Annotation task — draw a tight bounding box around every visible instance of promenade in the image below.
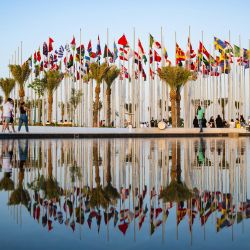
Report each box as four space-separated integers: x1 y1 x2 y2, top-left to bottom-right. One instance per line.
0 126 249 138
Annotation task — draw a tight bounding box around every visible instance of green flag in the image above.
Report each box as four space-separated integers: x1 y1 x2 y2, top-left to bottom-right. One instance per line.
234 45 240 57
149 34 154 48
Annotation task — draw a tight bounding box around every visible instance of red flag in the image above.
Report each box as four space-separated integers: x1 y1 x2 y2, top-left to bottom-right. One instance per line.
118 34 129 47
154 50 161 62
37 50 41 62
71 36 76 50
48 37 54 52
118 222 129 235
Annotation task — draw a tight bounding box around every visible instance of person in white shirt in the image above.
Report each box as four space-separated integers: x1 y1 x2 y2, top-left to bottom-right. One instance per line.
229 119 235 128
2 98 14 133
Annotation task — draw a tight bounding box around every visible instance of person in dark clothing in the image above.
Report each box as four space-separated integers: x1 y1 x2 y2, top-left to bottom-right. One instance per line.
208 116 215 128
215 115 223 128
150 117 155 127
18 102 29 132
240 115 246 126
202 114 207 128
193 116 199 128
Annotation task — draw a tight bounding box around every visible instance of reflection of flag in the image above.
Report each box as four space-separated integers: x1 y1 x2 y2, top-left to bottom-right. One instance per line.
150 220 162 235
114 210 118 227
118 222 129 235
177 207 187 225
48 219 53 231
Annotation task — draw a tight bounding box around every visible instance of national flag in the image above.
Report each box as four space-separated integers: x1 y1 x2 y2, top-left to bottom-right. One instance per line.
65 43 70 53
154 50 161 62
187 38 196 59
33 52 37 64
113 42 118 61
118 34 129 47
149 49 153 64
118 222 129 235
96 35 102 56
199 42 214 63
138 39 147 64
164 47 168 60
71 36 76 51
150 220 162 235
234 45 241 57
48 37 54 52
67 54 74 68
55 45 64 59
43 42 48 56
76 45 85 58
176 43 186 64
177 207 187 225
37 49 41 62
103 44 113 58
149 34 161 49
214 37 226 53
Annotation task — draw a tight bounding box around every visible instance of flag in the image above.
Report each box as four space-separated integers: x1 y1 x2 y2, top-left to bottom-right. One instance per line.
164 47 168 60
113 42 118 61
187 38 196 59
76 45 85 58
96 35 102 56
176 43 186 64
67 54 74 68
55 45 64 59
138 39 147 64
65 43 70 53
48 37 54 52
33 52 37 64
71 36 76 51
103 44 113 58
43 42 48 56
199 42 214 63
214 37 226 53
118 34 129 47
154 50 161 62
37 49 41 62
149 34 161 49
118 222 129 235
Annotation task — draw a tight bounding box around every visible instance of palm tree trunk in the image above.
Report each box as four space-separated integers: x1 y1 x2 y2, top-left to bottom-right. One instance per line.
176 141 181 183
176 89 181 127
48 91 53 124
170 88 177 128
37 98 41 124
48 142 52 179
93 84 101 127
106 86 111 127
171 140 177 182
106 141 111 184
19 85 25 103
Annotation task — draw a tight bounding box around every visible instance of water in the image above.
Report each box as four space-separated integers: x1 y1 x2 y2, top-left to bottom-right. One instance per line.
0 138 249 250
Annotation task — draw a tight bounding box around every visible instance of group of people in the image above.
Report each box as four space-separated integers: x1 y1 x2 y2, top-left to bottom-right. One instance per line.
1 98 29 133
194 106 249 132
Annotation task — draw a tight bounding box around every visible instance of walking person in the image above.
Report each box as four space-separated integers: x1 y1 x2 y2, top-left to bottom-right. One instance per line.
18 101 29 132
197 105 205 132
9 99 16 133
2 98 14 133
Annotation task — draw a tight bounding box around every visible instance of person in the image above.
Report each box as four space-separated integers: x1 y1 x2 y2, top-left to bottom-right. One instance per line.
208 116 215 128
229 119 235 128
2 98 14 133
197 106 205 132
150 117 155 127
235 118 240 128
202 114 207 128
223 119 229 128
215 115 223 128
18 102 29 132
9 99 16 133
193 116 199 128
240 115 246 126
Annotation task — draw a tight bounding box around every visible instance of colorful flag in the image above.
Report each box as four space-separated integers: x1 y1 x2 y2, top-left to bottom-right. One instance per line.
214 37 226 53
43 42 48 56
113 42 118 61
103 44 113 58
55 45 64 59
187 38 196 59
71 36 76 51
176 43 186 64
48 37 54 52
154 50 161 62
118 34 129 47
96 35 102 56
37 48 41 62
138 39 147 64
149 34 161 49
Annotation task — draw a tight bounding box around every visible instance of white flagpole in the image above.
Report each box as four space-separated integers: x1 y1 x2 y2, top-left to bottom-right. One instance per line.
148 33 152 125
160 26 165 122
132 28 135 127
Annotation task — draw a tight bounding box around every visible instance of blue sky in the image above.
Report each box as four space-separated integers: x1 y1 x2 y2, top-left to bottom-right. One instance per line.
0 0 249 76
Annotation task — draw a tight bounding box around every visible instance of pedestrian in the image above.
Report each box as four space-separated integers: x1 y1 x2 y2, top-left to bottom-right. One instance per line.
229 119 235 128
197 106 205 132
18 101 29 132
193 116 199 128
208 116 215 128
202 114 207 128
215 115 223 128
9 99 16 133
240 114 246 126
2 98 14 133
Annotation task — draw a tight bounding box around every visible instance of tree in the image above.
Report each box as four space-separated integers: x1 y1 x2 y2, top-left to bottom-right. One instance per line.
9 62 31 102
88 62 110 127
158 66 191 127
42 70 64 123
28 78 46 124
0 78 16 102
69 88 83 125
103 65 120 127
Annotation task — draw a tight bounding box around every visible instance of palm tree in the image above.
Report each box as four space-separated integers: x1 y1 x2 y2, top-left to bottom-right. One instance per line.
42 70 64 123
89 140 110 209
158 66 191 127
0 78 16 102
88 62 110 127
103 65 120 127
159 140 192 203
104 141 120 205
0 173 14 191
69 88 83 126
9 62 31 102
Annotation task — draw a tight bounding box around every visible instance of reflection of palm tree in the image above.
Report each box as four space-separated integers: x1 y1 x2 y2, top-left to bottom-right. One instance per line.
0 173 14 191
104 141 120 205
89 140 110 209
160 141 192 203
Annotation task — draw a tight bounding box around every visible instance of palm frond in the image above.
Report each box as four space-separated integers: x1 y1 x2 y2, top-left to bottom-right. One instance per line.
104 65 120 87
9 62 31 87
0 78 15 100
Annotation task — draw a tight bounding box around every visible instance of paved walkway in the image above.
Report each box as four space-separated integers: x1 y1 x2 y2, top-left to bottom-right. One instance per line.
0 126 249 138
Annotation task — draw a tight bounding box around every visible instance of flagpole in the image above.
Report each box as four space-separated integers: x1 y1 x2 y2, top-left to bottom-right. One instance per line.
132 28 135 127
161 26 165 122
148 33 152 125
79 28 83 126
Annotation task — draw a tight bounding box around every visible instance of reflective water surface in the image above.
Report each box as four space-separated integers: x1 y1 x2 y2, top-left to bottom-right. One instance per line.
0 138 249 250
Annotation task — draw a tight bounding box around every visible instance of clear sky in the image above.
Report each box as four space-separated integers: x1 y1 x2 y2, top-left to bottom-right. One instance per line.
0 0 250 76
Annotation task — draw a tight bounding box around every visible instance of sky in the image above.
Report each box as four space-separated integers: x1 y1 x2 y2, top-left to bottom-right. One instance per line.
0 0 250 77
